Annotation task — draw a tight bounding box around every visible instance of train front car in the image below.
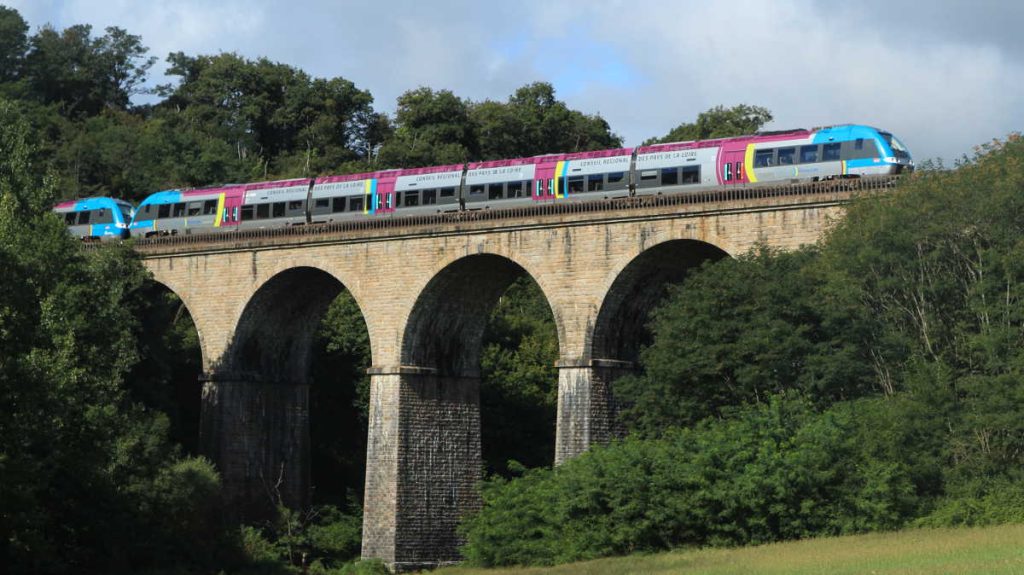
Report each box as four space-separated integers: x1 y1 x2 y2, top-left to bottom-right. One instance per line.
131 186 245 237
53 197 134 240
743 125 913 184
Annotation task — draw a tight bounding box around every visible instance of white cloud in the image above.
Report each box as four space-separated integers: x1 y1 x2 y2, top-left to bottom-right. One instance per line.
5 0 1023 161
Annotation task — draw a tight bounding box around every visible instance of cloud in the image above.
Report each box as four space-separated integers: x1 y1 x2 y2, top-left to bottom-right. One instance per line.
6 0 1022 161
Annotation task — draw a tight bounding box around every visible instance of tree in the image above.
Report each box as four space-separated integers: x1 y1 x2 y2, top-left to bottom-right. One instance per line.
24 24 155 117
0 97 231 573
474 82 622 159
159 52 384 178
376 87 476 168
0 6 28 83
644 104 773 145
615 246 878 437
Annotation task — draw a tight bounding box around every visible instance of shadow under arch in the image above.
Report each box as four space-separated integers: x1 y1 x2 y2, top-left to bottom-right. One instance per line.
591 239 731 365
129 278 205 454
207 265 371 518
401 253 559 377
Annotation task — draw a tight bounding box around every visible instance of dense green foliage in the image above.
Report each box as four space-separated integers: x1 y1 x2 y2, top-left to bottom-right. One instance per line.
0 98 233 573
643 104 773 145
460 137 1024 565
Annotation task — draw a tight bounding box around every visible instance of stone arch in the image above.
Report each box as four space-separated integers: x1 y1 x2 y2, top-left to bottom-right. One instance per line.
591 239 731 365
224 265 360 382
207 265 372 516
133 277 205 454
142 274 209 369
400 253 559 377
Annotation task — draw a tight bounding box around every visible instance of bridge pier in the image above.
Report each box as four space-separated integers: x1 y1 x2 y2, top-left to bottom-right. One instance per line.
555 359 634 465
361 366 481 571
199 372 310 520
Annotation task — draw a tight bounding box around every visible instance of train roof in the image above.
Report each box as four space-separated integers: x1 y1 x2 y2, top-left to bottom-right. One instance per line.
53 196 133 211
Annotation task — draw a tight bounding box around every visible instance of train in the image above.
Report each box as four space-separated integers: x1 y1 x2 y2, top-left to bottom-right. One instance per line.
53 196 135 240
57 124 913 240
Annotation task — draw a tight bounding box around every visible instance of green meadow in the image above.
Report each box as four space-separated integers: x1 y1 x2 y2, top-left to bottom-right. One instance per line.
433 524 1024 575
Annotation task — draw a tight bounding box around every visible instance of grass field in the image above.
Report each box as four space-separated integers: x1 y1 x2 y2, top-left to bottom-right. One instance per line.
431 523 1024 575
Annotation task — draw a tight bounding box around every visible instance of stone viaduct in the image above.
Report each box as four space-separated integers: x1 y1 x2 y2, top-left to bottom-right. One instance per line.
133 181 882 570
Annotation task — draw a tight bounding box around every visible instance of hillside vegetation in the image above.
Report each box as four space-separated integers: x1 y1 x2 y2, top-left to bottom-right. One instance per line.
459 136 1024 566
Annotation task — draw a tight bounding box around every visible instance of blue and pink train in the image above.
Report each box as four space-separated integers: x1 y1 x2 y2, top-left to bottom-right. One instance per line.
56 124 913 239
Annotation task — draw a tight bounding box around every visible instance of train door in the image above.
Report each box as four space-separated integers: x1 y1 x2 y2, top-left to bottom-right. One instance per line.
373 176 397 215
721 146 747 185
534 160 557 202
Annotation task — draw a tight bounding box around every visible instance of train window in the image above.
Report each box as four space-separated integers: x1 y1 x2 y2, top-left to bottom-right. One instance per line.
332 197 346 213
315 198 329 209
203 200 218 215
608 172 625 183
470 184 484 195
405 191 420 206
158 204 171 219
272 202 285 218
143 204 153 215
349 197 364 212
64 212 76 225
232 207 238 221
661 167 679 185
723 162 732 181
777 148 795 165
440 187 456 198
188 202 202 216
77 211 91 225
754 149 774 167
568 177 584 194
93 209 113 224
173 203 186 218
241 205 254 221
508 181 524 198
384 194 393 209
588 174 603 191
800 145 818 163
847 139 877 160
288 200 303 211
535 180 544 196
682 166 701 184
423 189 437 205
256 203 270 219
556 177 565 196
823 143 841 162
488 183 503 200
640 170 658 180
736 162 743 180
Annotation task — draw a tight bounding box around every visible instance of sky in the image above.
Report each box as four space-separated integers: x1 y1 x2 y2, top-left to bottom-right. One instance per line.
7 0 1024 162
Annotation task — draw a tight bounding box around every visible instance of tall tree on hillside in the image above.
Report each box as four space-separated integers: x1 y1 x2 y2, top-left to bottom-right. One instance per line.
158 52 384 178
0 6 28 83
474 82 622 159
645 104 773 145
24 24 155 117
375 87 476 168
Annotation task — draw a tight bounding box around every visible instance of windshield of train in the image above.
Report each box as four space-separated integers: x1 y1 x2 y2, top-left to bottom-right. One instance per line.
880 132 910 160
119 204 134 223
